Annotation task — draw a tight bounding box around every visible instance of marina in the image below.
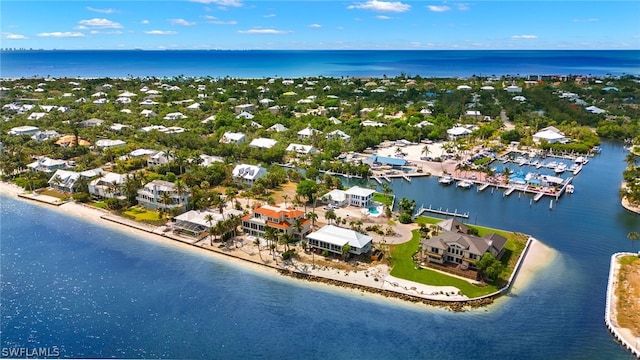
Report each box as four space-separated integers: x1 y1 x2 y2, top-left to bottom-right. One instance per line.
414 204 469 219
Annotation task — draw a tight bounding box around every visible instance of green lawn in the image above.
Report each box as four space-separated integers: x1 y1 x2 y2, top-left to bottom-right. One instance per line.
92 201 107 209
123 207 163 223
373 193 394 207
389 216 528 298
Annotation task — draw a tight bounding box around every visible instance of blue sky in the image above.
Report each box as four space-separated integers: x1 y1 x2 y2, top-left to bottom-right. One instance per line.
1 1 639 50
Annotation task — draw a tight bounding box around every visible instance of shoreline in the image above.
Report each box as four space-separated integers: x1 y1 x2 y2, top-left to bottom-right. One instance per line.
0 181 556 311
605 253 640 358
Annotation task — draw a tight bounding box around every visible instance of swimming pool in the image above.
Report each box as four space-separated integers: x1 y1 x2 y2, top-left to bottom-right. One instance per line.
368 206 380 215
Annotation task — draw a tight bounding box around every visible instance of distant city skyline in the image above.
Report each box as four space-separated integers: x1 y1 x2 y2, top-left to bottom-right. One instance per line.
1 1 639 50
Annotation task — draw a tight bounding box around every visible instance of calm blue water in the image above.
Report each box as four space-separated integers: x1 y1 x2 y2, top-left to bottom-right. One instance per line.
2 50 639 78
1 141 638 358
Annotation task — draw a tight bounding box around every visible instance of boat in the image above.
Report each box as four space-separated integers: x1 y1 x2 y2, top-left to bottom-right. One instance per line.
546 161 558 169
439 175 454 185
457 180 473 189
566 184 575 194
592 145 602 153
554 163 567 174
569 163 580 172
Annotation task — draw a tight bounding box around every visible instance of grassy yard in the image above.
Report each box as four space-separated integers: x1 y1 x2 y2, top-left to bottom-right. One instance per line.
91 201 108 209
388 216 529 298
37 188 68 199
372 193 394 207
616 255 640 336
123 206 164 224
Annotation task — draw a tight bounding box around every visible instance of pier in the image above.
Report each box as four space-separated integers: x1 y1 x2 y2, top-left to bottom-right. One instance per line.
478 183 490 192
415 204 469 219
402 175 411 183
504 187 516 197
533 192 544 202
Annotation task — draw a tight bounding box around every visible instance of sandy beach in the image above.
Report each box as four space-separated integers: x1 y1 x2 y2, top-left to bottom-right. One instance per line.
0 181 556 309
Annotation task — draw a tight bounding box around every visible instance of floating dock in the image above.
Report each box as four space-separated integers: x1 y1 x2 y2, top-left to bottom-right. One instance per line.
414 205 469 219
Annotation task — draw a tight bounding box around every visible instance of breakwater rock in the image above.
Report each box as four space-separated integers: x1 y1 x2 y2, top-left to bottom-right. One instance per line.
278 269 495 311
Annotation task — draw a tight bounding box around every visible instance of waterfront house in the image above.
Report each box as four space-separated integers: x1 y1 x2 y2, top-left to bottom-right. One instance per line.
173 209 244 237
88 172 129 199
221 132 247 144
533 127 566 144
306 225 373 256
321 186 376 208
48 168 103 193
364 154 407 168
420 221 507 270
27 157 68 173
232 164 266 186
136 180 190 212
241 205 311 240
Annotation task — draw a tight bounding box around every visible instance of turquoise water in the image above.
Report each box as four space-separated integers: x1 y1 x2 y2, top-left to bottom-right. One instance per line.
1 140 638 359
368 206 381 215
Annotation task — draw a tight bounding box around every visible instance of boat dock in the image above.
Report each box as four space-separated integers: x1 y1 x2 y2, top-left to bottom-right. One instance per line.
478 183 490 192
402 175 411 183
415 204 469 219
504 187 517 197
533 192 544 202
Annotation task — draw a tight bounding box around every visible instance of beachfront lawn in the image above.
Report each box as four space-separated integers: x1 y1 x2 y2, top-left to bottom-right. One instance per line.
92 201 108 209
616 255 640 336
389 229 497 298
123 207 163 224
391 216 528 298
372 193 394 207
37 188 68 199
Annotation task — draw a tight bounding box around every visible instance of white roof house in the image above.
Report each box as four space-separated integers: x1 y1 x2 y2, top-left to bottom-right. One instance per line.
297 126 322 139
249 138 278 149
8 125 40 136
286 143 318 155
361 120 385 127
27 112 47 120
95 139 126 148
27 157 68 173
221 132 246 144
532 129 566 144
326 130 351 142
199 154 225 166
32 130 60 142
268 123 288 132
232 164 266 186
447 126 472 140
187 102 201 110
306 225 373 256
457 85 472 90
147 151 174 167
164 112 187 120
505 85 523 93
140 109 157 118
586 105 606 114
88 172 129 199
236 111 255 120
322 186 375 208
48 168 104 193
129 149 158 158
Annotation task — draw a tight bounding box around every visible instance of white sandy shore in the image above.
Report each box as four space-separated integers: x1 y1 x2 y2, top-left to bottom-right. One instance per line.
0 181 556 308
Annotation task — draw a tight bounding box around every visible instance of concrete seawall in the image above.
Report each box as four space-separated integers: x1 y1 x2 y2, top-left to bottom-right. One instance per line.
605 252 640 359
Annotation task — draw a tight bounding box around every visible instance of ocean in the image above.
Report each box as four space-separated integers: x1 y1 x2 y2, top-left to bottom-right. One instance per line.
1 50 639 79
1 141 639 359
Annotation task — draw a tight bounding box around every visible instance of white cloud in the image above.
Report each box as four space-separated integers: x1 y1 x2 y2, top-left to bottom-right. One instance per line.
308 24 322 28
264 14 276 18
410 41 421 47
2 32 27 40
189 0 242 7
573 18 599 23
170 19 197 26
141 20 150 25
203 15 237 25
144 30 178 35
89 30 123 35
511 35 538 39
427 5 451 12
86 7 117 14
456 3 470 11
376 15 391 19
348 0 411 13
37 32 85 38
78 18 123 29
237 29 290 34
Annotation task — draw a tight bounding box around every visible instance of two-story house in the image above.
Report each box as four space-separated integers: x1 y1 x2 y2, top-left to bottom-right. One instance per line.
241 205 311 240
136 180 190 212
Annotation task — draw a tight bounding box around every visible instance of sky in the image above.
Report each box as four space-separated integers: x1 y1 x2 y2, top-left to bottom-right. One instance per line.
1 1 639 50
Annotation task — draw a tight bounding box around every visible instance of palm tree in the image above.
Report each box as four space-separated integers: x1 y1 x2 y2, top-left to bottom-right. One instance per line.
293 218 304 240
174 180 187 210
282 194 290 208
160 191 173 212
254 237 263 261
422 145 431 158
264 227 278 255
225 188 238 209
306 211 318 229
341 244 352 261
279 233 292 252
628 231 639 252
204 213 215 245
325 209 336 225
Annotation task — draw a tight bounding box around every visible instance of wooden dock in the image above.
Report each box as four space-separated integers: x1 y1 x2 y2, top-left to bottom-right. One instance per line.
504 187 516 197
414 205 469 219
478 183 490 192
533 192 544 202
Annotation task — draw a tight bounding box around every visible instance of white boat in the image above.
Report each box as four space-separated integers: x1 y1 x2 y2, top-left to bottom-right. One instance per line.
439 175 454 185
592 146 602 153
569 163 580 172
554 163 567 174
566 184 575 194
546 161 558 169
457 180 473 189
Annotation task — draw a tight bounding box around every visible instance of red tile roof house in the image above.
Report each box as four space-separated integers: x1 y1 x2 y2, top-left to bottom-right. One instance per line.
241 205 311 241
